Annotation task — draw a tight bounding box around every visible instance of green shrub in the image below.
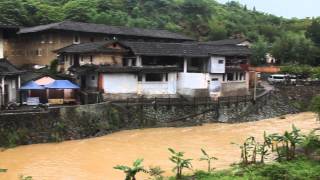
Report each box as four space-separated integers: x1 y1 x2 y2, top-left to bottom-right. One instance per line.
300 130 320 156
168 148 193 179
114 158 146 180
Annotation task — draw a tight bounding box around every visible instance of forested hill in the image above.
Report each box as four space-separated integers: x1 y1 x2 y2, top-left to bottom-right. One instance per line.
0 0 320 65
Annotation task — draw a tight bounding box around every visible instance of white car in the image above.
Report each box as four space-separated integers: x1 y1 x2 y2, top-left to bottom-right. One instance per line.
267 74 287 84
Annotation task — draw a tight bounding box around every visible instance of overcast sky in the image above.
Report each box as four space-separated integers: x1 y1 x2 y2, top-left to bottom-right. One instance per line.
216 0 320 19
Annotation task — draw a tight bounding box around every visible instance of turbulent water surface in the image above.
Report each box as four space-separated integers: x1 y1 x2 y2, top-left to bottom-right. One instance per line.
0 112 318 180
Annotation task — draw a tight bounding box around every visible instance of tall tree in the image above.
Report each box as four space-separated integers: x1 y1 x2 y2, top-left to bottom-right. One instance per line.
306 18 320 46
251 37 269 66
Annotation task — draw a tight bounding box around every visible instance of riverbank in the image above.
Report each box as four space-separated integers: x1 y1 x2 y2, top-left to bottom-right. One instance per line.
0 112 318 180
172 158 320 180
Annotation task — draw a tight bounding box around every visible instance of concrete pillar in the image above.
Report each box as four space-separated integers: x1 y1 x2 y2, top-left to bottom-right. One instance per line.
18 75 21 89
0 31 3 59
136 56 142 67
128 59 132 66
1 76 4 105
183 58 188 73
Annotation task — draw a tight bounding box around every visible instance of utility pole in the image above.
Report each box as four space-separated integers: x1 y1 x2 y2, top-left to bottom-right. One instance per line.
253 71 257 102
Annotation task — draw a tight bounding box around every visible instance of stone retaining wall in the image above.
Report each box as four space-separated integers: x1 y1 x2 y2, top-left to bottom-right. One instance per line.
0 86 309 147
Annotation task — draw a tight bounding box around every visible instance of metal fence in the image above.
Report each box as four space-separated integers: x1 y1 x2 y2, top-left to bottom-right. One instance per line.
112 95 254 107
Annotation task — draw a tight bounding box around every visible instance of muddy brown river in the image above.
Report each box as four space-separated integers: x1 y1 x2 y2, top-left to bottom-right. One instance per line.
0 112 318 180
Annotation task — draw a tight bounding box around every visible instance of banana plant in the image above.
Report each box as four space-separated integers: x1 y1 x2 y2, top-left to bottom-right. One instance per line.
257 132 272 163
232 136 257 165
0 168 7 173
114 158 146 180
269 125 302 161
300 130 320 156
199 148 218 172
168 148 192 179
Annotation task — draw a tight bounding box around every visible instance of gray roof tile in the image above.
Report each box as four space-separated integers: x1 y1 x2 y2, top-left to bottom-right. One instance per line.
18 21 193 41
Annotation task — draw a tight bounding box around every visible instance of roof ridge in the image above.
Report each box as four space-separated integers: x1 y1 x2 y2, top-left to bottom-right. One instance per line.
18 21 193 40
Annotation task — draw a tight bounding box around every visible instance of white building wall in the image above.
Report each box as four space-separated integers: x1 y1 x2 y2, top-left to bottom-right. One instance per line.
7 79 17 102
177 73 209 89
140 73 177 95
177 72 210 97
103 73 138 94
210 56 225 73
0 30 3 59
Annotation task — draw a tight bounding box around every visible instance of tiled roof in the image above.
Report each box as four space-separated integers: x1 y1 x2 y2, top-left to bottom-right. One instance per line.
0 59 24 75
121 41 208 57
70 64 180 74
18 21 193 41
122 41 251 57
57 41 251 57
200 39 250 46
55 41 128 54
200 44 251 56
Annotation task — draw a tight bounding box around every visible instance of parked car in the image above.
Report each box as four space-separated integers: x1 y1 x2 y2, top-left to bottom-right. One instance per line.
267 74 287 84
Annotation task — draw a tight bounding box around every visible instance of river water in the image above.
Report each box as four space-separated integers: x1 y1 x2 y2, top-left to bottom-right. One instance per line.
0 112 318 180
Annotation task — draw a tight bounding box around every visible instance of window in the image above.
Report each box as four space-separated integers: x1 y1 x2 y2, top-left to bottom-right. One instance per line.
73 34 80 44
165 73 168 81
222 74 226 82
240 73 244 80
212 78 219 81
48 34 53 44
40 35 46 44
218 60 224 64
145 73 163 82
69 57 73 65
138 74 143 82
227 73 234 81
91 76 95 80
36 48 42 56
90 56 93 63
235 72 239 80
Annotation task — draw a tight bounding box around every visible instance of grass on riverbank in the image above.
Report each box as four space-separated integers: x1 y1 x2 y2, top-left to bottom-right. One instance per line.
169 158 320 180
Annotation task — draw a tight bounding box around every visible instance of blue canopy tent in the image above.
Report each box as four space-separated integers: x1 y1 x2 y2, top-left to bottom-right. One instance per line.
20 81 45 90
45 80 80 89
44 80 80 104
20 81 46 105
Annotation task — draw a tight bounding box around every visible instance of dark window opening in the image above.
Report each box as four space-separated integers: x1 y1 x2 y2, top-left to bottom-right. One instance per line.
73 35 80 44
145 73 163 82
212 78 219 81
188 58 206 73
223 74 226 81
138 74 143 82
227 73 234 81
90 37 95 42
240 73 244 80
90 56 93 63
165 73 168 81
218 60 224 64
91 76 95 80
